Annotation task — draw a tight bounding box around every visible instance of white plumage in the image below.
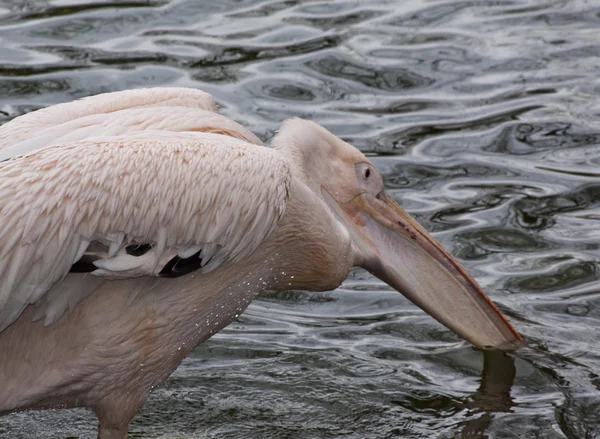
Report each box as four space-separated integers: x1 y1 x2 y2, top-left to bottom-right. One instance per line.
0 87 218 149
0 89 289 331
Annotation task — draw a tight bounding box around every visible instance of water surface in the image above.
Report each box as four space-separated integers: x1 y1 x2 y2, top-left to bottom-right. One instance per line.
1 0 600 437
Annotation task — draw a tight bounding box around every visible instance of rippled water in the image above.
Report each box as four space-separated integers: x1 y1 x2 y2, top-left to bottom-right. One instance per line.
1 0 600 437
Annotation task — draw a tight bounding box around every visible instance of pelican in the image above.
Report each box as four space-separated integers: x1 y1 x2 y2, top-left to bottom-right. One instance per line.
0 88 523 439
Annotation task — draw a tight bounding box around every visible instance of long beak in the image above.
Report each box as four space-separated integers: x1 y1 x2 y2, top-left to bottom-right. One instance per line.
334 191 524 350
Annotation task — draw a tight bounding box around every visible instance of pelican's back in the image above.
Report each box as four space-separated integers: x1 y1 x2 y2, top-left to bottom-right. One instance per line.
0 87 219 150
0 87 262 162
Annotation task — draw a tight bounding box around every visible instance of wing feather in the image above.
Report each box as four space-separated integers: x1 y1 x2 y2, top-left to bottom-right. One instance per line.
0 131 290 331
0 107 263 163
0 87 218 149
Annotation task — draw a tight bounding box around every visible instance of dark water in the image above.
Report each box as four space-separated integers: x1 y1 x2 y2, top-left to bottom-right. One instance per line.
1 0 600 437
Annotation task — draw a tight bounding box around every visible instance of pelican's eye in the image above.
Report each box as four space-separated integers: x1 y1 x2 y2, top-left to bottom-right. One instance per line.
356 162 384 195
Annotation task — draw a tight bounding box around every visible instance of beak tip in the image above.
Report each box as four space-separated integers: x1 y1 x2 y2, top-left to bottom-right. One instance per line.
478 335 527 352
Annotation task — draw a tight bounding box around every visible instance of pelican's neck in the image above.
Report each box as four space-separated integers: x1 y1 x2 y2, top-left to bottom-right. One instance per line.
256 177 355 293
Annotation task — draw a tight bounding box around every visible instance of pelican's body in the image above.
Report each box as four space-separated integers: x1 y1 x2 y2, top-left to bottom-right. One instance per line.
0 88 523 439
0 171 345 434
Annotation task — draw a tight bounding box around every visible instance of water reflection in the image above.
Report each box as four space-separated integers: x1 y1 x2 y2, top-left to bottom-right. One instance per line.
459 351 515 438
306 53 434 92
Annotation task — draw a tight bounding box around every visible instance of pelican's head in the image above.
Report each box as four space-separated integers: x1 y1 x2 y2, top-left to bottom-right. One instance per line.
274 119 523 350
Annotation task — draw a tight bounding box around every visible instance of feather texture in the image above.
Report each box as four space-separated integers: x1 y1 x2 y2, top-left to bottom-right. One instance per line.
0 130 290 331
0 107 262 162
0 87 219 150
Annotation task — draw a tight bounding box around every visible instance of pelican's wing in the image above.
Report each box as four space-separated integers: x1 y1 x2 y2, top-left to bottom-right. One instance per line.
0 106 262 162
0 131 290 331
0 87 218 149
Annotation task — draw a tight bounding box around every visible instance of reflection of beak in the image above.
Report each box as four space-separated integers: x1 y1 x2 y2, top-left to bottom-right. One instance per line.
326 190 524 350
